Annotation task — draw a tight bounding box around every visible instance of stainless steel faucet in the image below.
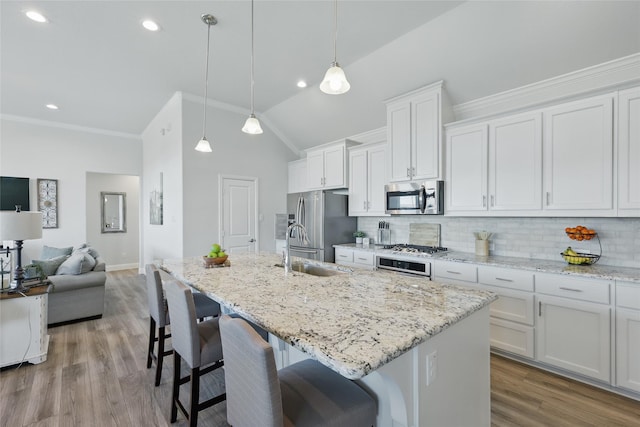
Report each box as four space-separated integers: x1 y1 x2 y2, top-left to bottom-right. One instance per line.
284 223 307 273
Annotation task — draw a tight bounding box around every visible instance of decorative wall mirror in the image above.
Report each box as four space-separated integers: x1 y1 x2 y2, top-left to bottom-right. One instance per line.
101 192 126 233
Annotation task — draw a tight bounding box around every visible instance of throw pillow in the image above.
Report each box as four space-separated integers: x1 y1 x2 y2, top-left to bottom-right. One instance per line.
31 255 69 277
41 245 73 260
56 253 96 275
74 243 100 260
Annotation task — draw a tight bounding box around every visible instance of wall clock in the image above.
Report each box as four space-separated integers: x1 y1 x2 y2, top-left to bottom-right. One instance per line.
37 178 58 228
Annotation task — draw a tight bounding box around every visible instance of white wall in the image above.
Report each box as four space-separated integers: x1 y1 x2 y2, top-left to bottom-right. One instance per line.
86 172 140 269
181 98 297 257
141 92 184 268
0 118 141 263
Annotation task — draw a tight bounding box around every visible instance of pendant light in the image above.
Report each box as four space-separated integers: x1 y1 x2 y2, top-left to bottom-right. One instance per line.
195 14 217 153
320 0 350 95
242 0 263 134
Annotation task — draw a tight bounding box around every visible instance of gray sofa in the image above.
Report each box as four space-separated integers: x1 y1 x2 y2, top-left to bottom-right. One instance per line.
47 257 107 325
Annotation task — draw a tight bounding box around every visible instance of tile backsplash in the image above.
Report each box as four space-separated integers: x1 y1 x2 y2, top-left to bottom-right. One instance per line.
357 216 640 269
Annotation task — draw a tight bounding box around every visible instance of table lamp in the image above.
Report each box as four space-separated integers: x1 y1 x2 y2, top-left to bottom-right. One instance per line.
0 206 43 292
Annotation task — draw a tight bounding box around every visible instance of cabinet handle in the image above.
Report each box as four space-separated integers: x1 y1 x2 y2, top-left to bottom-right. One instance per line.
495 277 513 282
482 195 487 207
446 270 461 275
546 192 551 205
539 301 542 316
407 167 411 177
559 287 583 293
412 166 416 176
490 195 494 207
357 257 367 261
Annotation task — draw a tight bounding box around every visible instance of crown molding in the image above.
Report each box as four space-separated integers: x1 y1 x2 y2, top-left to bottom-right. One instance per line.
347 127 387 145
453 52 640 121
0 114 141 140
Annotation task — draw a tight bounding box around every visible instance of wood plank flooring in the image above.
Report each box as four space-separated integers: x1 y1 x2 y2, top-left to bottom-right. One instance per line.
1 269 639 426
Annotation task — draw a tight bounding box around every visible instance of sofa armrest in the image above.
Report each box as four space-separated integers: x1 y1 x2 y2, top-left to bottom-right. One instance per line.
93 257 106 272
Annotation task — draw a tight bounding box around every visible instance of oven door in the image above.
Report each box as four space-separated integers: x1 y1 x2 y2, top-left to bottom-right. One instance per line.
376 255 431 277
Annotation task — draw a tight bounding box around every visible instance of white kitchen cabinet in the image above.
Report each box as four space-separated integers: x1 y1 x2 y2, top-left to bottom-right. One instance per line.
288 159 307 194
433 260 478 285
446 112 542 214
334 246 375 270
618 86 640 215
535 273 612 382
488 113 542 211
616 281 640 393
386 82 443 182
445 124 488 212
543 94 614 212
306 140 358 190
490 317 535 359
348 142 387 216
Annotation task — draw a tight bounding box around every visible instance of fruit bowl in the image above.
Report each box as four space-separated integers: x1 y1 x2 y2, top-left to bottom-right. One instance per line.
203 255 228 267
560 252 600 265
565 226 597 241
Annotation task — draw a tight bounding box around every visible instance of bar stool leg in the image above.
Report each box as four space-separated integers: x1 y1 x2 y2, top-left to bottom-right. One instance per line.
147 317 156 369
189 367 200 427
171 351 181 423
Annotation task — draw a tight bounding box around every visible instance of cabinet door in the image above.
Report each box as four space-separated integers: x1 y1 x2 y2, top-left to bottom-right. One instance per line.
543 95 613 211
306 150 325 190
536 295 610 382
412 91 440 180
348 149 368 216
489 113 542 211
367 144 388 215
288 160 307 194
616 308 640 393
445 124 488 212
323 145 345 188
387 101 412 182
618 87 640 213
490 318 534 359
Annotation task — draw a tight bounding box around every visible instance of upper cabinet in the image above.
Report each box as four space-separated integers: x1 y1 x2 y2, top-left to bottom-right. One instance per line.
348 142 388 216
446 112 542 214
288 159 307 194
386 81 445 182
542 94 614 212
306 140 359 190
618 86 640 215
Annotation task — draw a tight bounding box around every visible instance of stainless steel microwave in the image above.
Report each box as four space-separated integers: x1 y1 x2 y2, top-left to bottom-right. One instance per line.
385 180 444 215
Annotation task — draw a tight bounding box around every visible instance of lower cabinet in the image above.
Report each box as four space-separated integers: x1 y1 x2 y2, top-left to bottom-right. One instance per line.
536 294 611 382
490 317 534 358
334 247 375 270
616 281 640 393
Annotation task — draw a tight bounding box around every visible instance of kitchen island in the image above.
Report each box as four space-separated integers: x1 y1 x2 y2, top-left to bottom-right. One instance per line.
159 253 497 427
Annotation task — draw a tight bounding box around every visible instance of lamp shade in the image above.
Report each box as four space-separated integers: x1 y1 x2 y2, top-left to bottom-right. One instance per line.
195 137 212 153
0 211 43 241
242 114 263 135
320 64 351 95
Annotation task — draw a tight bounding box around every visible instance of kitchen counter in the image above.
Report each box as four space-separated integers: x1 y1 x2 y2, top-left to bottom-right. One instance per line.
158 252 496 379
334 243 640 283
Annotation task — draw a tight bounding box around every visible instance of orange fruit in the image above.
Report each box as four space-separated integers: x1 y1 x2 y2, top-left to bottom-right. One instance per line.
565 227 571 233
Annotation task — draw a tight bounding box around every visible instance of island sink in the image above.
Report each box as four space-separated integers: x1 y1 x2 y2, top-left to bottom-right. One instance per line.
273 261 347 277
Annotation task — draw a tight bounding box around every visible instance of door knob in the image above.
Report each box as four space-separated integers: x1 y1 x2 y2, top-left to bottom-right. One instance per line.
248 238 256 243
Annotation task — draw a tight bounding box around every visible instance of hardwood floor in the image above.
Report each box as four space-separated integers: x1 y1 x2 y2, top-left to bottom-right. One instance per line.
1 269 638 426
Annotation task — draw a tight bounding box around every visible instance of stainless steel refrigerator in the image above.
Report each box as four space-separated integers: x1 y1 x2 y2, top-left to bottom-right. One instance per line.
286 191 357 263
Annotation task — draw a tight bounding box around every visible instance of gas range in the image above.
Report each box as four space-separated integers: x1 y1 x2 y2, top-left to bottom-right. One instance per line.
382 244 448 257
376 244 447 277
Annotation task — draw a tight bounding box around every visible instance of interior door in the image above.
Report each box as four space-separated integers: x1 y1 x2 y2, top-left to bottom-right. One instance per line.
221 176 257 254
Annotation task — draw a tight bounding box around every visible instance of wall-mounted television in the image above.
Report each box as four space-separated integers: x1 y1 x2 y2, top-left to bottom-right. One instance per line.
0 176 30 211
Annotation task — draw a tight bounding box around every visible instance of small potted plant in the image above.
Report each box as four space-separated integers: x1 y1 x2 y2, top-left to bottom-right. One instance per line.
353 231 366 244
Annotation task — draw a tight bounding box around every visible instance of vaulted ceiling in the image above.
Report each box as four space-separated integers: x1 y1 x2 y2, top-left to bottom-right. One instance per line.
2 1 639 152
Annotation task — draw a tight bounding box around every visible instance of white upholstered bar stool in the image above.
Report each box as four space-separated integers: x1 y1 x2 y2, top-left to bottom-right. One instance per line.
165 279 226 427
219 315 377 427
145 264 220 387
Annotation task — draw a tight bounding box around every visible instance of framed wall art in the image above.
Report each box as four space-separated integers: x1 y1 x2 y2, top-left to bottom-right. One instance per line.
150 172 163 225
37 178 58 228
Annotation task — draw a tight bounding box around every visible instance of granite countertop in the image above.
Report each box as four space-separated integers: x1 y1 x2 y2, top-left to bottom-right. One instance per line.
334 243 640 284
158 252 496 379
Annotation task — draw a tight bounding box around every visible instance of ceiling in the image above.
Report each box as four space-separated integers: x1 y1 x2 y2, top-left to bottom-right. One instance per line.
2 1 639 152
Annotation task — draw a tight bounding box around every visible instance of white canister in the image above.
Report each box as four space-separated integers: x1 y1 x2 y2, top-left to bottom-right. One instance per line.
475 240 489 256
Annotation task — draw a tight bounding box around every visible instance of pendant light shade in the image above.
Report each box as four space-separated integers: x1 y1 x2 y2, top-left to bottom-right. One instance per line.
320 0 350 95
242 0 263 135
195 14 217 152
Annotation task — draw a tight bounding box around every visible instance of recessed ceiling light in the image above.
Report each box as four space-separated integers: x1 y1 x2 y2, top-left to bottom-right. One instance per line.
142 20 160 31
297 80 307 88
26 10 47 23
46 104 59 110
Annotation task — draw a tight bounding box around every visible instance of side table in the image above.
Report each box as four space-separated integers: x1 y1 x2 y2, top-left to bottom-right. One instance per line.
0 283 50 368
